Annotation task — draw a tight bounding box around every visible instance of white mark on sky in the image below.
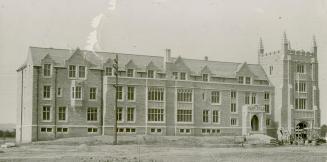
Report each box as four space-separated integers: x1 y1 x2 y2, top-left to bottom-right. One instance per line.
85 0 117 55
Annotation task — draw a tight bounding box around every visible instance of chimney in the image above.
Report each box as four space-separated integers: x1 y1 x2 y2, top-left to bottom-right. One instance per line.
164 48 171 71
165 49 171 63
204 56 208 61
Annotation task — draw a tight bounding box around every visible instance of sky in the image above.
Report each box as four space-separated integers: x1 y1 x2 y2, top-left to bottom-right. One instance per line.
0 0 326 124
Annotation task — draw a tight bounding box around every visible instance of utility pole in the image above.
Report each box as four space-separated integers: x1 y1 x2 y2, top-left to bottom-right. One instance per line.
113 54 119 145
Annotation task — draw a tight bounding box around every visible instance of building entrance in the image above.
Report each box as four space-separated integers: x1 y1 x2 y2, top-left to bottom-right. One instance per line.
251 115 259 131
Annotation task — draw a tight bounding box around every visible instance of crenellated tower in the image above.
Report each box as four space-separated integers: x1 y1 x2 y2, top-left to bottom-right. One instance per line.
259 32 320 136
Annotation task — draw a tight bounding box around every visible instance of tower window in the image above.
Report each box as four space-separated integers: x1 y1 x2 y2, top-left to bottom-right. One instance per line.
296 64 305 73
269 66 273 75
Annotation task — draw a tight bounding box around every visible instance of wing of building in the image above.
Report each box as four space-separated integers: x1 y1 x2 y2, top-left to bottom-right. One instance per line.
16 33 320 143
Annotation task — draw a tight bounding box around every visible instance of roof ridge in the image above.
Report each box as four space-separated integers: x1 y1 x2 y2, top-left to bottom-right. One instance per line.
29 46 164 59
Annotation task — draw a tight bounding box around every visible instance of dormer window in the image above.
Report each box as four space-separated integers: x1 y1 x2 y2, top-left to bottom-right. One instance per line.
127 69 134 77
245 77 251 84
148 70 154 78
78 66 86 78
105 67 112 76
172 72 178 80
69 65 86 79
202 74 209 82
69 65 76 78
238 76 244 84
180 72 186 80
43 64 51 77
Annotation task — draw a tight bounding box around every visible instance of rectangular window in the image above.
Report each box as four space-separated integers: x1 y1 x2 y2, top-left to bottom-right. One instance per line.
231 91 237 99
148 70 154 78
295 82 306 92
231 118 237 126
116 107 123 121
105 67 112 76
69 65 76 78
296 64 305 73
264 104 270 113
78 66 86 78
238 76 244 84
87 128 98 133
42 106 51 121
251 93 256 104
212 110 220 123
264 92 270 100
245 92 250 104
127 69 134 77
172 72 178 80
58 107 66 121
180 72 186 80
43 64 51 77
211 91 220 104
202 110 209 123
177 89 192 102
231 103 237 113
148 108 164 122
126 128 135 133
117 86 123 100
269 66 273 75
41 127 47 132
148 87 164 101
177 110 192 122
266 119 270 126
127 86 135 101
43 85 51 99
202 74 209 82
72 86 82 99
87 107 97 121
295 98 306 109
57 88 62 97
46 128 52 132
127 107 135 122
89 87 97 100
57 127 68 133
245 77 251 84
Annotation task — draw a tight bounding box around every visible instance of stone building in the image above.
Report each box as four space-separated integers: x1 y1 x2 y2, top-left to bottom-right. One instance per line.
16 33 319 143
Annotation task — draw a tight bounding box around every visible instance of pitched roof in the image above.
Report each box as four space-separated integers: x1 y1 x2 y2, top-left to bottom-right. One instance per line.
25 46 268 80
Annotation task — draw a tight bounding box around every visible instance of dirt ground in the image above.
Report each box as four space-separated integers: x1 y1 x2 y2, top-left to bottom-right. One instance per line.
1 136 327 162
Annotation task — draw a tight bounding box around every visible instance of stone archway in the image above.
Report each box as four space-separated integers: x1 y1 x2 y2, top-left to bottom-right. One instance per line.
296 121 308 140
251 115 259 131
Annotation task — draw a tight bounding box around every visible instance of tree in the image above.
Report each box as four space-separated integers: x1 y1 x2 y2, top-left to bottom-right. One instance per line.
321 125 327 137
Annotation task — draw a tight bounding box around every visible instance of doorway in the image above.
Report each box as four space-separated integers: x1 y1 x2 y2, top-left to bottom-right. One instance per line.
296 121 308 140
251 115 259 131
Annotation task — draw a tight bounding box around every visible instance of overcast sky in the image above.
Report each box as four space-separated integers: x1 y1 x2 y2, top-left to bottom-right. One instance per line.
0 0 326 124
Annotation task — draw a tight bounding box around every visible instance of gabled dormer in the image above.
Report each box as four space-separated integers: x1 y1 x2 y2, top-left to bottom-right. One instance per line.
235 62 257 84
146 61 161 79
65 48 91 79
126 60 137 77
103 58 113 76
200 65 212 82
41 54 56 78
170 56 192 80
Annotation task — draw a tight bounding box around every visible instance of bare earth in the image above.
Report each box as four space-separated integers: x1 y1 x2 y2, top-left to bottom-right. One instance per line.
1 136 327 162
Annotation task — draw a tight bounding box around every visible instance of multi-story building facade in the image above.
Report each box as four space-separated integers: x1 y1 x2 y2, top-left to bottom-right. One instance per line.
16 33 319 143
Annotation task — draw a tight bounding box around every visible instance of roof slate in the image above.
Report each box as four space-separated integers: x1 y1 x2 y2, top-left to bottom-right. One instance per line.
26 47 268 80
